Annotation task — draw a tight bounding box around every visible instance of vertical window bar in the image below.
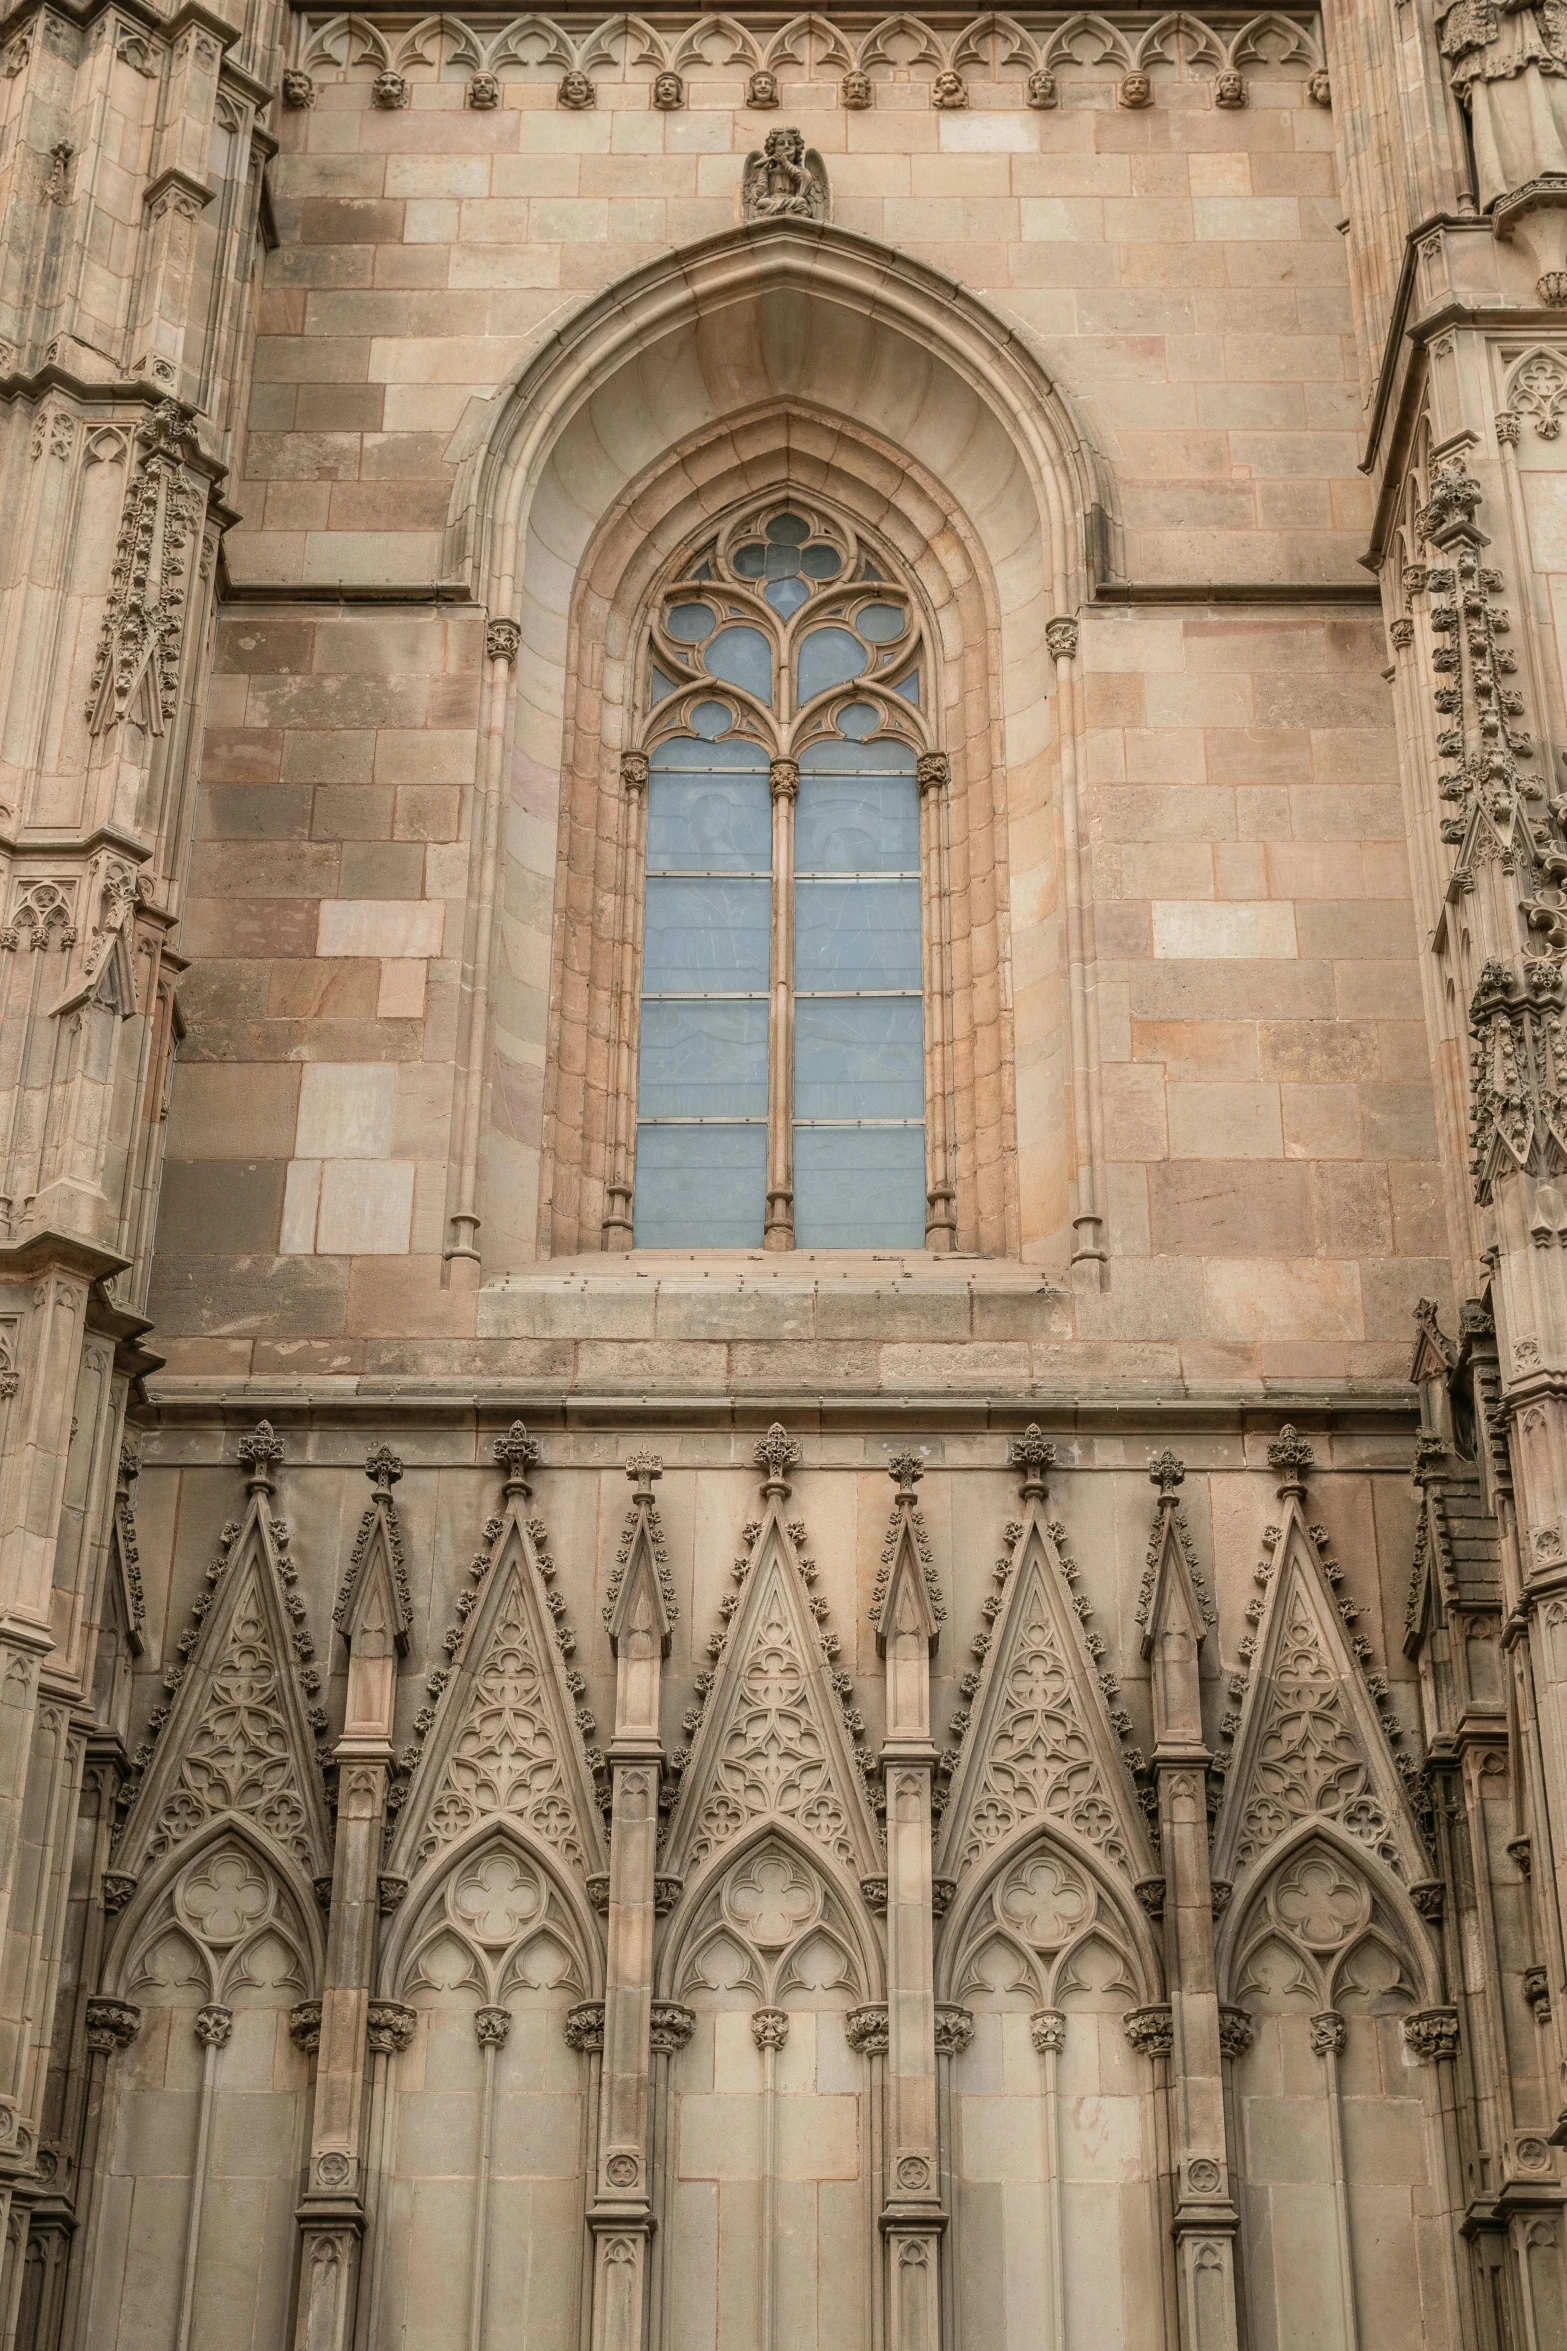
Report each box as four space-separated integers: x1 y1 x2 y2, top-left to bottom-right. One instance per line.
766 755 798 1249
604 748 649 1248
918 749 956 1251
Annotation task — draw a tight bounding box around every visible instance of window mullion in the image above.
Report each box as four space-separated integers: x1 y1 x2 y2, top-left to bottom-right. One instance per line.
918 750 956 1251
765 756 798 1250
604 749 649 1249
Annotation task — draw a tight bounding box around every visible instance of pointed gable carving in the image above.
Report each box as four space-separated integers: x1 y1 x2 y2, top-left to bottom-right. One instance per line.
665 1424 881 1883
1213 1426 1429 1889
335 1444 412 1654
1138 1449 1214 1754
389 1424 606 1884
116 1423 331 1881
936 1426 1154 1887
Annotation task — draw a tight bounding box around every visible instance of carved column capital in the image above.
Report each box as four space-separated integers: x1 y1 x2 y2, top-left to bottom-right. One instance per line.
366 2000 417 2055
1045 615 1079 661
84 1997 140 2054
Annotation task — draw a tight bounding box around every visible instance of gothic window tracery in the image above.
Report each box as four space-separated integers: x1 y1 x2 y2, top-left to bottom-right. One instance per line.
619 497 953 1252
393 1834 592 2010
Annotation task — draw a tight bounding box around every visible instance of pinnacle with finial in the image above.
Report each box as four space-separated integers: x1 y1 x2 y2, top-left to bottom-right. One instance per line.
1008 1423 1055 1498
755 1422 801 1491
1267 1423 1314 1497
238 1420 284 1491
888 1450 925 1499
626 1450 662 1499
493 1420 540 1494
1148 1449 1185 1496
365 1444 402 1493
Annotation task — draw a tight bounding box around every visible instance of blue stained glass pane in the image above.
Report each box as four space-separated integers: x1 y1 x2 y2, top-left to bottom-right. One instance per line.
767 513 810 545
639 998 768 1118
798 626 868 702
801 544 841 579
795 879 923 988
795 996 923 1121
733 542 766 578
766 576 810 618
647 746 770 872
859 601 906 642
692 699 733 739
644 877 771 991
895 671 920 706
764 543 802 581
837 701 878 740
793 1125 927 1248
634 1123 767 1248
801 737 915 776
650 665 675 703
705 624 773 705
668 601 715 643
796 776 919 874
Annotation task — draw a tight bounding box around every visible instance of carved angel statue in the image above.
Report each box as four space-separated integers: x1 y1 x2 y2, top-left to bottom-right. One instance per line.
741 127 829 224
1437 0 1567 205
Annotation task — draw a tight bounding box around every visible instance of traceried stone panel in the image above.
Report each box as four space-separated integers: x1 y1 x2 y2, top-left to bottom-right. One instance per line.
663 1836 877 2351
1223 1841 1457 2351
373 1835 596 2351
943 1834 1163 2351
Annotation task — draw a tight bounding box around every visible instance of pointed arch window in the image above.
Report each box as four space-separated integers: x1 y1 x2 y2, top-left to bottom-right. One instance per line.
606 501 954 1252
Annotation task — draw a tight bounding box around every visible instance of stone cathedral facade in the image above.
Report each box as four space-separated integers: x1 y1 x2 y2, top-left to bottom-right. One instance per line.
14 0 1567 2345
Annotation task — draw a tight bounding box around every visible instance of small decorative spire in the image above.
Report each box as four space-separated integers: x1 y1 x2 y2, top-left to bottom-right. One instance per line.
237 1420 283 1494
626 1450 662 1501
1148 1449 1185 1497
1008 1423 1055 1501
365 1444 402 1495
754 1423 801 1496
1267 1424 1314 1500
493 1420 539 1497
888 1450 925 1501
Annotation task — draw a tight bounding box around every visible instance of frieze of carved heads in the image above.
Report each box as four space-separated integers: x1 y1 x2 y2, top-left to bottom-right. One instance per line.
1469 956 1567 1202
291 9 1323 119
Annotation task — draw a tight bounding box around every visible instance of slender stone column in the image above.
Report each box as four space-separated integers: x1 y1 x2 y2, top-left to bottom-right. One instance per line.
1141 1452 1241 2349
587 1453 672 2351
876 1452 944 2351
764 756 797 1249
292 1445 407 2351
173 2003 231 2351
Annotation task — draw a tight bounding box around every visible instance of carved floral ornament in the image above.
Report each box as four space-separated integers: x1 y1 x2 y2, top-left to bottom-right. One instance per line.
292 8 1325 115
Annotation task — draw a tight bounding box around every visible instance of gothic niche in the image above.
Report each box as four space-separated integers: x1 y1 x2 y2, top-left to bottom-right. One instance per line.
94 1837 316 2351
1225 1839 1446 2351
662 1836 876 2351
943 1833 1162 2351
374 1836 596 2349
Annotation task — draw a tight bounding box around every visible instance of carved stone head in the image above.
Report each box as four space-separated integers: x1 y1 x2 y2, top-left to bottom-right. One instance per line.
932 68 967 109
559 68 595 109
747 68 780 108
841 68 873 108
653 70 683 110
1027 68 1057 107
371 69 408 109
1118 69 1152 108
1214 68 1246 106
766 124 805 166
1307 67 1331 105
467 71 499 108
280 68 315 108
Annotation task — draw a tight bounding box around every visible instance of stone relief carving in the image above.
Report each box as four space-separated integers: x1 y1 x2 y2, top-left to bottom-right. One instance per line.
1228 1841 1422 2023
397 1836 591 2012
1507 347 1567 437
1436 0 1567 207
675 1836 868 2013
951 1837 1143 2011
86 401 205 739
122 1836 314 2009
416 1564 595 1872
113 1427 330 1878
